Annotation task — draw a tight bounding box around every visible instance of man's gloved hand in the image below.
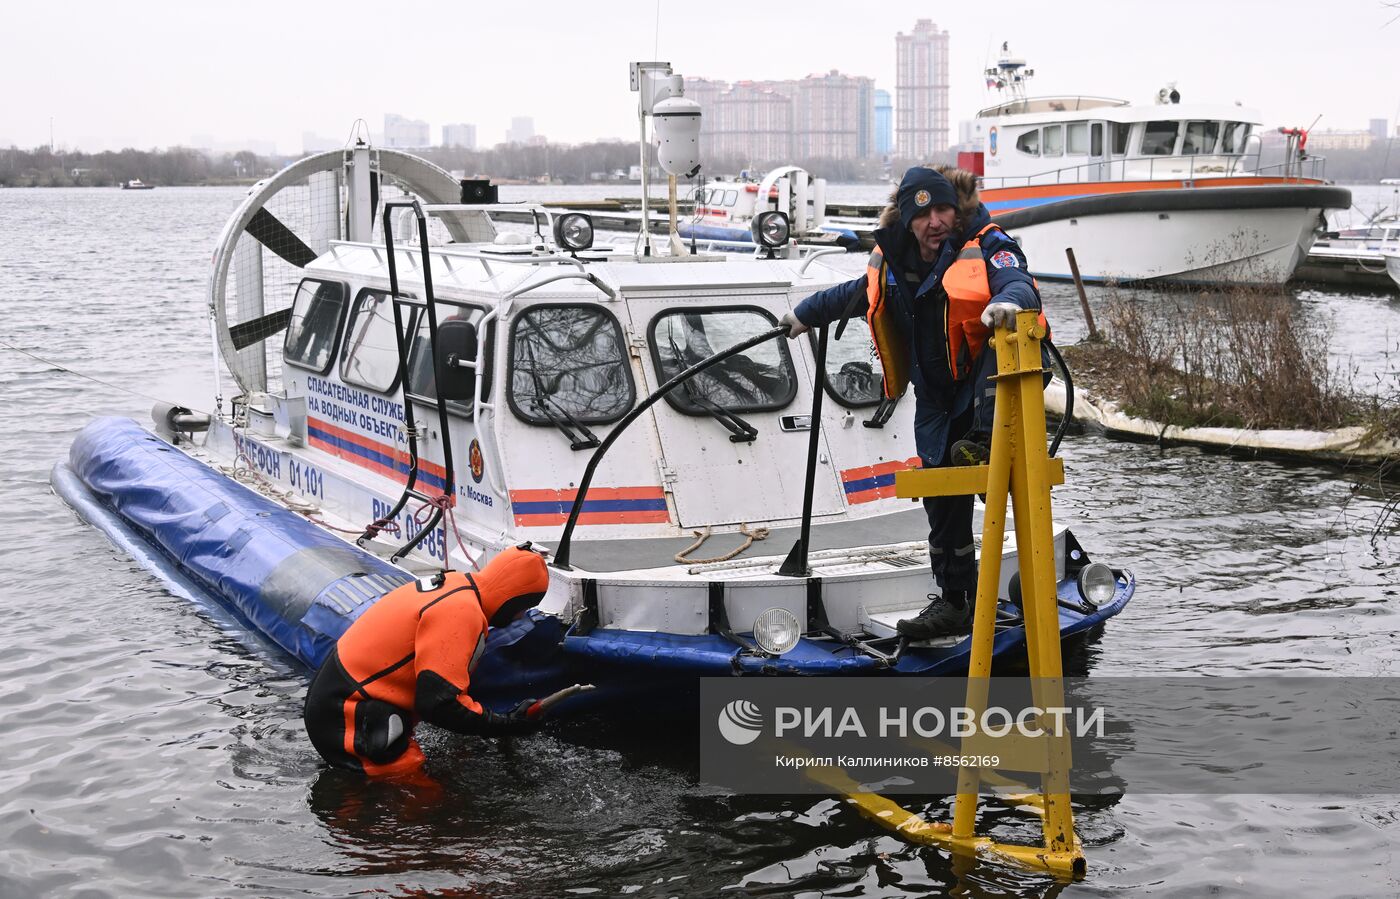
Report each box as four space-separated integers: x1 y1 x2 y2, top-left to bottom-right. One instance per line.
980 302 1022 330
488 698 543 736
779 311 809 339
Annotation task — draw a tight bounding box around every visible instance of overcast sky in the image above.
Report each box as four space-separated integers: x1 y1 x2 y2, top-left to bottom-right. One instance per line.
4 0 1397 154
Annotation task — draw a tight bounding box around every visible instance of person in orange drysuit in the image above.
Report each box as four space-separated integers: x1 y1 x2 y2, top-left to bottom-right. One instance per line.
303 545 550 777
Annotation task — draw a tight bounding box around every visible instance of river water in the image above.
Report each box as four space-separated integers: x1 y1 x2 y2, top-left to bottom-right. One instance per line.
1 184 1398 898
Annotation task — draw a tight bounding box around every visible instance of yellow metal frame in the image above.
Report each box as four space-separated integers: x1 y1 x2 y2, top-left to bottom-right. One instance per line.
846 311 1085 880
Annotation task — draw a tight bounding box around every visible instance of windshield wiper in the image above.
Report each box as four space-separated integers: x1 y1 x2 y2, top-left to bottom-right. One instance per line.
530 396 600 451
667 333 759 443
520 335 600 451
683 387 758 443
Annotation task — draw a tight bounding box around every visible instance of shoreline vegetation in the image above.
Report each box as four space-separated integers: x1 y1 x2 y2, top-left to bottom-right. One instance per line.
1055 284 1400 466
3 141 1397 189
0 142 892 189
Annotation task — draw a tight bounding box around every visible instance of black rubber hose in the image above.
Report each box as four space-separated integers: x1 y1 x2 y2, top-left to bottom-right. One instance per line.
1043 337 1073 458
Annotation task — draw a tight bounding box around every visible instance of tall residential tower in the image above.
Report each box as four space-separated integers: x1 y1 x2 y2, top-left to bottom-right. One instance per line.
895 19 950 158
875 89 893 157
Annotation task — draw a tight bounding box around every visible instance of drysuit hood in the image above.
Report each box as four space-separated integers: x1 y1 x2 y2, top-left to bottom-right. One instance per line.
472 545 550 628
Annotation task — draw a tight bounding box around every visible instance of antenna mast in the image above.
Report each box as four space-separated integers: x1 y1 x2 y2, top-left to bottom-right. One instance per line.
984 43 1034 113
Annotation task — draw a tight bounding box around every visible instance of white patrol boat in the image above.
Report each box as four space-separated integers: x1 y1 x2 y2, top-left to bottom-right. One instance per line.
973 45 1350 284
53 65 1133 709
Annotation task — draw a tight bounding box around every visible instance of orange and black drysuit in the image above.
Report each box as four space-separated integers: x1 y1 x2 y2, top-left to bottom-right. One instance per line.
303 546 550 777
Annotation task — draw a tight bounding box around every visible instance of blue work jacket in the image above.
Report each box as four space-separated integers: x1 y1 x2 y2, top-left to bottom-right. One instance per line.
793 204 1040 463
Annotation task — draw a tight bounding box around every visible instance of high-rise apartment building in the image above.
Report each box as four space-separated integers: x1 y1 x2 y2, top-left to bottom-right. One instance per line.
710 81 794 162
684 78 729 124
689 72 876 165
442 123 477 149
506 117 535 145
794 70 876 160
384 114 430 149
895 19 950 158
875 90 893 156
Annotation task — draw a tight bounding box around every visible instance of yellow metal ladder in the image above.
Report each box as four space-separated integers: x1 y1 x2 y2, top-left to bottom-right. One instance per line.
841 310 1084 879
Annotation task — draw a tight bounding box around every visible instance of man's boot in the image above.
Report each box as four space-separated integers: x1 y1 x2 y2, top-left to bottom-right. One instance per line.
896 590 973 639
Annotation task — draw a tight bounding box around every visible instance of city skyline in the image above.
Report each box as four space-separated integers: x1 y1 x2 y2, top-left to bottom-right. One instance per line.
3 1 1398 156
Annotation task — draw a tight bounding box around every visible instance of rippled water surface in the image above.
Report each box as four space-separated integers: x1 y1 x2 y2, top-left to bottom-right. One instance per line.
2 185 1399 898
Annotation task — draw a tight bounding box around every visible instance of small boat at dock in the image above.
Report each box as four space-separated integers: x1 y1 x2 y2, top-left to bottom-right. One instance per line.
1386 247 1400 291
1294 182 1400 290
1294 219 1400 290
495 165 865 252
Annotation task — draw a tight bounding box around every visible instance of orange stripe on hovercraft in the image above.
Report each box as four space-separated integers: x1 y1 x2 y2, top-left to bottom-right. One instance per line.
307 417 449 483
510 486 670 526
839 457 921 504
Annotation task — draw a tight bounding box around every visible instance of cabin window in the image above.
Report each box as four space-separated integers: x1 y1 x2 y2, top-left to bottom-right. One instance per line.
821 317 882 408
1141 121 1180 155
283 279 348 374
1221 123 1239 153
1182 121 1220 155
1042 125 1064 156
648 307 797 415
340 289 412 394
1066 123 1089 155
1016 129 1040 156
1222 121 1250 153
405 302 494 417
509 305 633 425
1090 124 1103 157
1109 122 1130 156
724 190 738 207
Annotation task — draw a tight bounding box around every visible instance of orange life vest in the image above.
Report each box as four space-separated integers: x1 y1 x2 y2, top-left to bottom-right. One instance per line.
866 224 1045 395
864 250 909 399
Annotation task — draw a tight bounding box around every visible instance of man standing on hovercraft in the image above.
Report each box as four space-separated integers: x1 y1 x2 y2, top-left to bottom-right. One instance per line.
780 166 1043 640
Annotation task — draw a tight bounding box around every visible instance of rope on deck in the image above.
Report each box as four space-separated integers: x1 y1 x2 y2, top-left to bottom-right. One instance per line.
673 522 770 565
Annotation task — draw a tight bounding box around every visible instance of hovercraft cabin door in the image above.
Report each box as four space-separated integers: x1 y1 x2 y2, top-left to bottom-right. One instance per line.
629 296 845 529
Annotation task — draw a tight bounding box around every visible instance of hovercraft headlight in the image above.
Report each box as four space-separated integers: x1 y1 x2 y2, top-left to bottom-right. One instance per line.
753 607 801 655
553 212 594 252
1076 562 1117 608
751 210 791 249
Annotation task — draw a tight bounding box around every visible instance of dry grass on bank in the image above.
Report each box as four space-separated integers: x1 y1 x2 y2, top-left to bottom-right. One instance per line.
1060 284 1399 439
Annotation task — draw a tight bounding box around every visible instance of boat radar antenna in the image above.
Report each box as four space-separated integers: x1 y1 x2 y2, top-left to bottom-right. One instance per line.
630 61 703 258
984 42 1034 112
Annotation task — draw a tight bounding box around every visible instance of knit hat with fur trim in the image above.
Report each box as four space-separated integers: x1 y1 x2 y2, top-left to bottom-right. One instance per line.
896 167 959 230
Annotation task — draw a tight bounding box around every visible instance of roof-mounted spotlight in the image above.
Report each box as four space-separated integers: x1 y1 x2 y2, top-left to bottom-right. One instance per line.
751 210 790 258
553 212 594 253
